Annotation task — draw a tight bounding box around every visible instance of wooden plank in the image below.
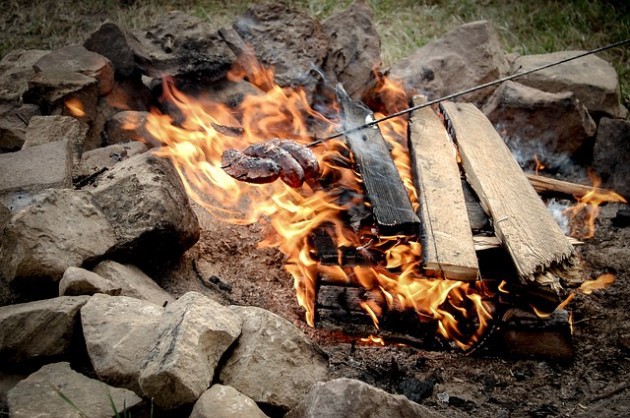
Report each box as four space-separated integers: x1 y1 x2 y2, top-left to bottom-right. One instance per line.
409 97 478 280
473 235 582 251
336 84 420 236
440 101 575 281
527 173 612 198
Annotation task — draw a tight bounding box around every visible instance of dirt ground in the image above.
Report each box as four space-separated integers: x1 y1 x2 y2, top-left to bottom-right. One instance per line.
157 189 630 418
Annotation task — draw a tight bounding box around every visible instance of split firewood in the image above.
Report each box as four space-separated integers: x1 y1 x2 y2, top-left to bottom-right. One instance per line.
221 139 320 188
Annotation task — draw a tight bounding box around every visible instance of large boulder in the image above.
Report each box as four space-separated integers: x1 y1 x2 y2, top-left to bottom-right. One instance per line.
0 49 49 105
88 151 200 268
220 306 329 412
390 20 509 104
483 81 597 160
287 378 444 418
139 292 242 409
59 266 122 297
85 22 138 78
322 1 381 101
593 117 630 199
190 384 268 418
7 362 141 418
0 296 89 366
513 51 627 118
81 294 164 393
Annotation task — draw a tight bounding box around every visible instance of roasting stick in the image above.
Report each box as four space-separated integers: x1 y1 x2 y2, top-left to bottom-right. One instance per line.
307 38 630 147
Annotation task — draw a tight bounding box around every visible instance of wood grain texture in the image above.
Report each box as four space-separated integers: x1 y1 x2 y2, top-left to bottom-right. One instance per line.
440 101 575 280
409 97 478 280
527 173 611 198
337 85 420 236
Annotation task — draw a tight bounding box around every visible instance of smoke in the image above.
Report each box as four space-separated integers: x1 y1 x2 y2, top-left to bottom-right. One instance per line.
546 198 571 235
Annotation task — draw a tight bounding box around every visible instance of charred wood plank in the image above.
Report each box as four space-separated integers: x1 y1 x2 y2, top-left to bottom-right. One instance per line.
336 84 420 236
440 101 575 281
409 97 478 280
527 173 614 198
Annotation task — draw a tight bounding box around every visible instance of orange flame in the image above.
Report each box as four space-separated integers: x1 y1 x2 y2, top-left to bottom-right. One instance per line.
359 335 385 346
579 273 615 294
564 170 626 239
144 55 493 350
65 98 85 117
533 154 545 175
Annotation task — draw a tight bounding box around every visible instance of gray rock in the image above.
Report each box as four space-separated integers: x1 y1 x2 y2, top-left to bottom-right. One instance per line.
287 378 444 418
0 103 40 152
130 11 235 82
513 51 627 118
7 362 141 418
233 3 329 99
0 49 49 105
220 306 329 411
81 293 164 393
0 296 89 365
0 140 72 211
34 45 115 95
483 81 597 159
139 292 242 409
3 189 117 283
322 1 381 100
390 20 509 104
593 117 630 199
102 111 158 146
23 70 99 116
190 384 268 418
85 22 138 78
88 151 200 267
75 141 148 179
92 260 174 306
23 115 88 167
59 266 121 297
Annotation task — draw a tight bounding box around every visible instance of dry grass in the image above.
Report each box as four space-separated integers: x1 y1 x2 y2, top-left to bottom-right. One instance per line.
1 0 629 105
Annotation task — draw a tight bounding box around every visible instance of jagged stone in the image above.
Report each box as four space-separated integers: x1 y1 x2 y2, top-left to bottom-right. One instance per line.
0 103 40 152
139 292 242 410
102 111 159 146
390 20 509 104
85 22 138 78
189 384 268 418
88 151 200 268
59 266 121 297
0 140 73 211
0 49 49 105
286 378 444 418
34 45 115 95
23 115 88 167
0 296 89 366
483 81 597 160
322 1 381 100
513 51 627 118
220 306 329 412
92 260 174 306
23 70 99 115
7 362 141 418
593 117 630 199
81 293 163 393
75 141 148 179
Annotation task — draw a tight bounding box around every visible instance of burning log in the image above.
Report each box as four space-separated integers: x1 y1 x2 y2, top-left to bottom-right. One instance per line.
336 85 420 236
439 101 575 281
409 97 478 280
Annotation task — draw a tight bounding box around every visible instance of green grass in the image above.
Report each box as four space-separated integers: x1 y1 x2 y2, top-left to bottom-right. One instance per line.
1 0 628 105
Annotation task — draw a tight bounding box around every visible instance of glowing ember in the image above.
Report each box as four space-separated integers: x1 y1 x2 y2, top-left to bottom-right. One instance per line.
143 54 493 350
533 154 545 175
579 273 615 294
360 335 385 346
564 170 627 239
65 98 85 117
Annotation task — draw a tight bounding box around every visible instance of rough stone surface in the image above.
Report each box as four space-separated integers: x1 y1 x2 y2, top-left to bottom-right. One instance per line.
59 266 121 297
233 3 329 99
23 115 88 166
2 189 117 284
0 296 89 365
0 140 73 211
483 81 597 159
322 1 381 100
0 49 49 104
103 110 158 146
190 384 268 418
88 151 200 267
130 11 235 82
139 292 242 410
593 117 630 199
92 260 174 306
81 293 164 393
7 362 141 418
85 22 138 78
390 20 509 104
23 70 99 114
34 45 115 95
76 141 148 179
287 378 444 418
220 306 329 411
0 103 40 152
513 51 627 118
